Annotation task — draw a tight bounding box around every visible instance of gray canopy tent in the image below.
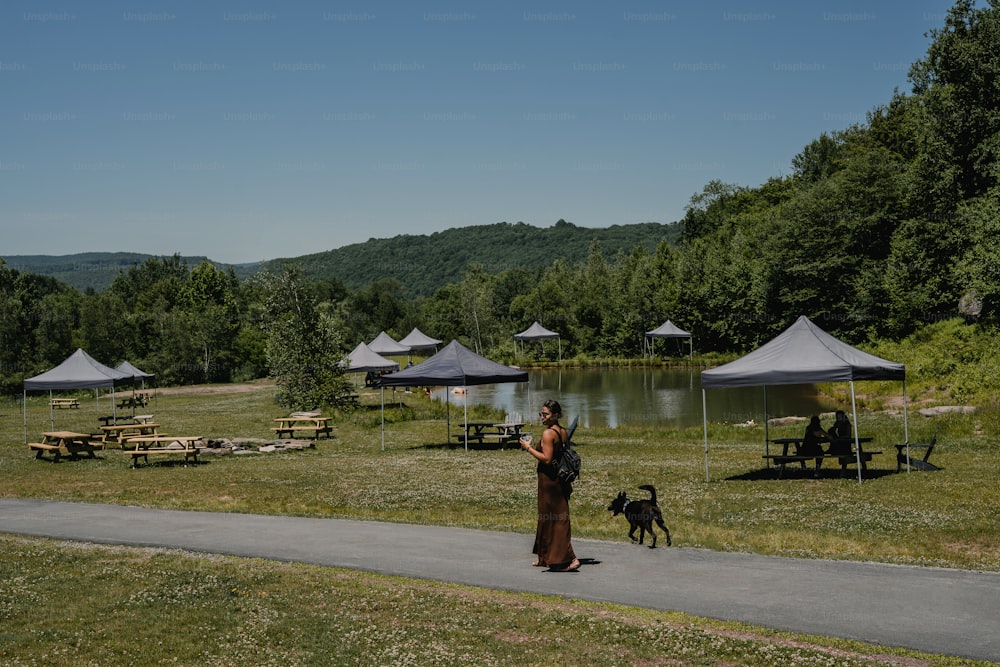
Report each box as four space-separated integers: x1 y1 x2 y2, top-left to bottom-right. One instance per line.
514 321 561 362
115 360 156 413
379 340 528 449
116 360 154 388
644 320 693 359
22 348 132 437
398 328 442 361
345 342 400 450
368 331 411 357
700 316 908 483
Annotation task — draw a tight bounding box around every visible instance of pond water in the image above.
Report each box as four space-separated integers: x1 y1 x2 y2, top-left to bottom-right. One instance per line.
430 368 836 429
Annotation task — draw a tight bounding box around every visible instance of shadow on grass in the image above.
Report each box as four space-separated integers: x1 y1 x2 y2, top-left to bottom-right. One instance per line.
408 440 517 451
725 466 898 481
130 459 210 469
31 454 107 464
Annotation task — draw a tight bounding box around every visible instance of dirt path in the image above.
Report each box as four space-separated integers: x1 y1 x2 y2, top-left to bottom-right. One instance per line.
150 380 276 397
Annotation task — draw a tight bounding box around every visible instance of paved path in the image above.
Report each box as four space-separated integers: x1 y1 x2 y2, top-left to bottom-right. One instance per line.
1 498 997 663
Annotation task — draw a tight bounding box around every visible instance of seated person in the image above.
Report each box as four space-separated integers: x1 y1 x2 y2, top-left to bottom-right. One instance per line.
798 415 829 473
826 410 853 455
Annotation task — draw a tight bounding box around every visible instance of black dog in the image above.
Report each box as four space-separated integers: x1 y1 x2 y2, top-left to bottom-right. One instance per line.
607 484 671 548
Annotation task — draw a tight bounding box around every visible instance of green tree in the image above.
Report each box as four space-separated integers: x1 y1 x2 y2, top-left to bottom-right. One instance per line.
954 188 1000 321
909 0 1000 209
343 278 411 343
184 262 241 382
255 269 350 410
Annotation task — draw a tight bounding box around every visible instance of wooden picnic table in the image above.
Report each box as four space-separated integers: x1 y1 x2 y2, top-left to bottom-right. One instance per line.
100 422 160 445
97 413 154 427
29 431 104 462
124 435 201 467
49 398 80 409
764 437 879 477
117 393 150 410
271 415 334 439
454 421 525 447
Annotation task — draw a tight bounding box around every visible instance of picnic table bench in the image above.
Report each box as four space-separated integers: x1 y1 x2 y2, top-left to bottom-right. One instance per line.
124 435 201 467
100 422 160 446
29 431 104 462
453 421 525 448
765 437 881 478
117 393 150 410
97 413 154 427
271 415 334 439
49 398 80 409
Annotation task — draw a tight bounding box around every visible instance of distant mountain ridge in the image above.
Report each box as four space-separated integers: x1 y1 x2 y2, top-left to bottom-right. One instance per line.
268 220 680 297
1 252 265 293
4 220 680 296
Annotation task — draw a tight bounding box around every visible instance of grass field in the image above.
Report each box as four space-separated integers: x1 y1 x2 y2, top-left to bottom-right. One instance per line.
2 382 997 666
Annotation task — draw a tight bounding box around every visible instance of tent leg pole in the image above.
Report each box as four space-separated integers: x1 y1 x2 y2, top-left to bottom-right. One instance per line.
851 382 862 484
763 388 770 467
380 387 385 451
702 388 709 482
903 379 911 473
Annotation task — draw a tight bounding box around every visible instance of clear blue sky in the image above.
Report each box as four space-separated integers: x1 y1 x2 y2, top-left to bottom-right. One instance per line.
1 1 955 264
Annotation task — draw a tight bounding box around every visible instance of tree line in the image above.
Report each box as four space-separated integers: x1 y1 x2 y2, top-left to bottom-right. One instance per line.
4 0 998 405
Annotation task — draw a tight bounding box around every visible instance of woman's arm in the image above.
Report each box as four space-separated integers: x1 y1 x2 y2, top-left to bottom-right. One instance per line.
521 427 557 464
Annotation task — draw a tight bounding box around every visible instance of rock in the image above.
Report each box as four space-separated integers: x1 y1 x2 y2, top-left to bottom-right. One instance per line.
767 416 809 427
918 405 976 417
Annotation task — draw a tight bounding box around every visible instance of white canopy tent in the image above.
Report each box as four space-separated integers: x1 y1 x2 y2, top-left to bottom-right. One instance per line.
701 316 908 483
644 320 693 359
514 321 561 362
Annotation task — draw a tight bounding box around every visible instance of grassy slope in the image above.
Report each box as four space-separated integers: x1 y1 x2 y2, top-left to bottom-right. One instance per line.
3 375 997 665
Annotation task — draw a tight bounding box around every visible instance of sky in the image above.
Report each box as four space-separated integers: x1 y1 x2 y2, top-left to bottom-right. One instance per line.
1 1 957 264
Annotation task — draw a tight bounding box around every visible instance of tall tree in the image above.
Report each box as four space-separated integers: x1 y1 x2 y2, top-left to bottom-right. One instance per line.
255 269 350 410
909 0 1000 209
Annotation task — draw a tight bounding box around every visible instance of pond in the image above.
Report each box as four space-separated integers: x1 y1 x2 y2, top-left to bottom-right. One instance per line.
430 368 836 429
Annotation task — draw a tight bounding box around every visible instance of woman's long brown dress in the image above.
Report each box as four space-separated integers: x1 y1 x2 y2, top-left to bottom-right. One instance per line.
532 452 576 568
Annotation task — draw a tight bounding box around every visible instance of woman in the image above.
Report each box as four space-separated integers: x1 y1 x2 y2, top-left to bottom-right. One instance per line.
799 415 829 476
826 410 853 455
519 399 580 572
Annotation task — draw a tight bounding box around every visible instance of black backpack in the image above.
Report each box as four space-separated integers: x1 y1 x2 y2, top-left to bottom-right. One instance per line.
553 416 581 484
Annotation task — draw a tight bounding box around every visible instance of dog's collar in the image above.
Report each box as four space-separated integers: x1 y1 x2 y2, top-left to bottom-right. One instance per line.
622 500 630 511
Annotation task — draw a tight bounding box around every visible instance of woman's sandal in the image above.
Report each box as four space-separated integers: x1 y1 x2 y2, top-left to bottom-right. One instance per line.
562 559 581 572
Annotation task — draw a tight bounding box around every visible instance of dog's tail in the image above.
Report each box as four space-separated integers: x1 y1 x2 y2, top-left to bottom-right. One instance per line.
638 484 657 504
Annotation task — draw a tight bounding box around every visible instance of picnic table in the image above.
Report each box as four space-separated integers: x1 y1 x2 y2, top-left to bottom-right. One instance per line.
100 422 160 446
49 398 80 409
454 421 526 447
29 431 104 462
764 436 880 478
124 435 201 467
97 413 154 427
117 393 150 410
271 414 334 439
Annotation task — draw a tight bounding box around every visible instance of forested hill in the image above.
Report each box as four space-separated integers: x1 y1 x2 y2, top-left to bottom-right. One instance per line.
266 220 680 297
0 252 258 294
3 220 679 296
